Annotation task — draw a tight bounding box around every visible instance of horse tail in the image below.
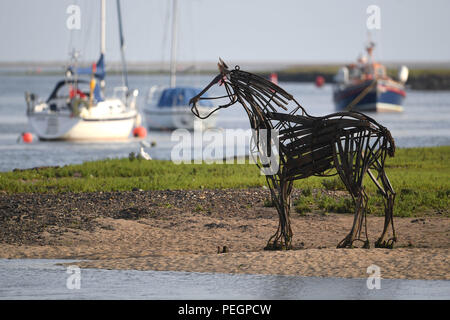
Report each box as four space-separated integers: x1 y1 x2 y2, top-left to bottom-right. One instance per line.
382 126 396 157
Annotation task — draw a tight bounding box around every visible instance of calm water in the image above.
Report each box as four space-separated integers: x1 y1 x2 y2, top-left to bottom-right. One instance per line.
0 259 449 300
0 74 449 172
2 77 448 300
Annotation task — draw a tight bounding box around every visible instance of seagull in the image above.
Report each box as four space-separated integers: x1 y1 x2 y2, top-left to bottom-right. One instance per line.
139 146 152 160
138 141 152 160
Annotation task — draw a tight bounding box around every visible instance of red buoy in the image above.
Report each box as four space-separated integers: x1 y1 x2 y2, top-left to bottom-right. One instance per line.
315 75 325 88
269 73 278 85
22 132 33 143
133 126 147 138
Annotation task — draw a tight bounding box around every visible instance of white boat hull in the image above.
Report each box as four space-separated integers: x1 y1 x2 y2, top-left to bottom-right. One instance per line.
352 103 404 113
145 106 217 130
28 112 137 141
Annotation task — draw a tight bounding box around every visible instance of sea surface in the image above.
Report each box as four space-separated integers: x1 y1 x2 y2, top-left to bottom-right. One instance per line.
0 74 449 172
1 76 449 300
0 259 449 300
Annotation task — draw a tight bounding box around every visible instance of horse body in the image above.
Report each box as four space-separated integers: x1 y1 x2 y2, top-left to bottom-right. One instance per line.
190 62 397 250
274 111 394 179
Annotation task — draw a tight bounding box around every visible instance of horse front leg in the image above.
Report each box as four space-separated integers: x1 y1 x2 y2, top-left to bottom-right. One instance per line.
370 166 397 249
264 177 294 250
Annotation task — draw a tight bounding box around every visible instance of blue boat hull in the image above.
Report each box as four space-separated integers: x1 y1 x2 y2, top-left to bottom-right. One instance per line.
333 80 405 112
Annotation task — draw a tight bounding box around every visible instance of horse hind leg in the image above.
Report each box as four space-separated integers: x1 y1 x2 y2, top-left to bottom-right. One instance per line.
264 178 294 250
368 166 397 249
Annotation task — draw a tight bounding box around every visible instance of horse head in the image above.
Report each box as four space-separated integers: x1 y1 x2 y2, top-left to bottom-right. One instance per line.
189 58 239 119
189 59 307 123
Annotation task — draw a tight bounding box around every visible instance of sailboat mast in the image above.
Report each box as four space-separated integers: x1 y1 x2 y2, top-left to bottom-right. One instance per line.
169 0 178 88
101 0 106 55
116 0 129 89
100 0 106 90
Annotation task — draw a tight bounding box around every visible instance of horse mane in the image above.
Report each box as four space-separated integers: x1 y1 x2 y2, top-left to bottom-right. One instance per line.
227 67 308 117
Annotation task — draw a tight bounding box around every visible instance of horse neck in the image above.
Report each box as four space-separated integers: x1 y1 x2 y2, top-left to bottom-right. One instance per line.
238 94 275 130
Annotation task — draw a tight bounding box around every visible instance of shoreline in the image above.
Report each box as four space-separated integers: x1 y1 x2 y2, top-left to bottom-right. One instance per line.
1 189 448 280
2 69 449 90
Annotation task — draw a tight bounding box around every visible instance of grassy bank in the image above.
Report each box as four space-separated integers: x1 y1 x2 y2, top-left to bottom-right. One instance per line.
0 146 449 217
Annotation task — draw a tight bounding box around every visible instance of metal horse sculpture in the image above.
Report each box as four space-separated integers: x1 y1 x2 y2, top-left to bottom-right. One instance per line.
190 60 397 250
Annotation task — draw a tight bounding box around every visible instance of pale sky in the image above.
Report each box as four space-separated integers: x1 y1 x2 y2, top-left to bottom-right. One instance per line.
0 0 449 64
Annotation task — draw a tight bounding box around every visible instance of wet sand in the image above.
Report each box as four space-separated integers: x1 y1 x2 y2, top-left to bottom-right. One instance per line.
0 189 449 280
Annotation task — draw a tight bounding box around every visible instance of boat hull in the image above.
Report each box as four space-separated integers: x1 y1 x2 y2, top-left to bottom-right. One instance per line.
145 106 217 130
333 80 405 112
28 113 136 141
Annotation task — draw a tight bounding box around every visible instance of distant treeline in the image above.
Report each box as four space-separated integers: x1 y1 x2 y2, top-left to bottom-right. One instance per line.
3 65 450 90
257 67 450 90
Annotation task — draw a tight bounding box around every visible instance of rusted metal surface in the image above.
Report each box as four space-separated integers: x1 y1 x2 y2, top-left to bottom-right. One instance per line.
190 60 397 250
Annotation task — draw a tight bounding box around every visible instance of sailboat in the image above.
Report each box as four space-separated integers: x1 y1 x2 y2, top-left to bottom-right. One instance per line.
144 0 217 131
25 0 140 140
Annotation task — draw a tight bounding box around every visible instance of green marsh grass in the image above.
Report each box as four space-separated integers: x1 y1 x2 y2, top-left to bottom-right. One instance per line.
0 146 448 217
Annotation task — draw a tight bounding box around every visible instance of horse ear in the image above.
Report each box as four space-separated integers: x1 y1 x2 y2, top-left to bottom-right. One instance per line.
218 57 229 73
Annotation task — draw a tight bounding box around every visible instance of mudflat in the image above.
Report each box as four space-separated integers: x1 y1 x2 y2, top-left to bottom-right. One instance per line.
1 189 448 280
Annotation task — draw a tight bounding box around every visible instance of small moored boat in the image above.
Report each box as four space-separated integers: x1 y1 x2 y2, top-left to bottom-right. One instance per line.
145 86 216 130
333 41 408 112
144 0 217 131
25 0 140 141
25 76 139 141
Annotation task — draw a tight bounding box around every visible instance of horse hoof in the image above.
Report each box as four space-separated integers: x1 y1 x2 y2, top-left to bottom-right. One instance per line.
363 241 370 249
264 242 292 251
375 239 395 249
337 242 353 249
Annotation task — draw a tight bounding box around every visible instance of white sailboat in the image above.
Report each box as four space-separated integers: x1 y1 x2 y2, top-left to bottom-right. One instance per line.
144 0 217 131
25 0 140 141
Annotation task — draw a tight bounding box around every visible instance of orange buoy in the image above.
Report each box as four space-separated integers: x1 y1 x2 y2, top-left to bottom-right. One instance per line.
133 126 147 138
22 132 33 143
315 75 325 88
